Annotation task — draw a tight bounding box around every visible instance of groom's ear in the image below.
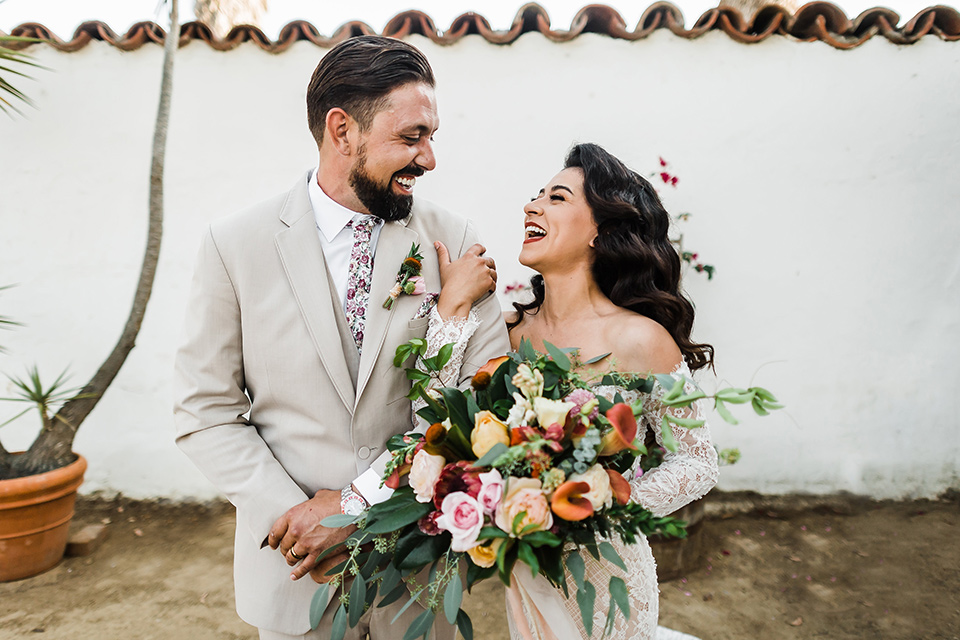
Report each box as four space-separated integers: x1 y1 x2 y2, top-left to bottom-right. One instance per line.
325 108 354 156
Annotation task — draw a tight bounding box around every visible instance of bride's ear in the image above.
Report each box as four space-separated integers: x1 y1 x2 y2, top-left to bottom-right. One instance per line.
589 235 597 248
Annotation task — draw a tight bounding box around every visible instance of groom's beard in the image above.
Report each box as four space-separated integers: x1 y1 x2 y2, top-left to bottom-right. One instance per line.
348 151 418 222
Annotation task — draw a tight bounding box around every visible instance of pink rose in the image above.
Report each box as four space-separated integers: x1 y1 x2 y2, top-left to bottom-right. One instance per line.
409 275 426 295
435 491 485 552
409 449 446 503
477 469 504 515
494 477 553 537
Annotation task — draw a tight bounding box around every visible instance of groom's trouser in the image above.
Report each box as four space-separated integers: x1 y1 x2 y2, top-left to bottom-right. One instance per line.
257 591 457 640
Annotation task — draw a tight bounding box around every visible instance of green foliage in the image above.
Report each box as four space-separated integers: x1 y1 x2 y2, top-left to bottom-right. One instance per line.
0 35 45 116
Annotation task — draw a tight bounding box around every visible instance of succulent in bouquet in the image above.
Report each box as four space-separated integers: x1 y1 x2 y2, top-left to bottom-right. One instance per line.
310 338 781 639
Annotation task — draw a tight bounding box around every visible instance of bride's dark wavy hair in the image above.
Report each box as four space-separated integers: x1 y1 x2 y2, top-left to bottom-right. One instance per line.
509 143 714 371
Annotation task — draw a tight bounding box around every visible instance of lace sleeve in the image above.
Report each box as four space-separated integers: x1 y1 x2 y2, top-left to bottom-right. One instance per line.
411 306 481 423
631 363 719 517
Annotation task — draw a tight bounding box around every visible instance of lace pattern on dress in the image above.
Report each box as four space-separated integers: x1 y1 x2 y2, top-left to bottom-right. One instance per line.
418 319 718 639
411 306 481 421
551 363 718 639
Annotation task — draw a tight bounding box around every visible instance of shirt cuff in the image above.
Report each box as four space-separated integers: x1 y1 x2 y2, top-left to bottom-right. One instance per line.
352 467 395 506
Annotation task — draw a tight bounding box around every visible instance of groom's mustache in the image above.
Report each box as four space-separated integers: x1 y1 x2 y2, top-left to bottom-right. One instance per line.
394 165 425 178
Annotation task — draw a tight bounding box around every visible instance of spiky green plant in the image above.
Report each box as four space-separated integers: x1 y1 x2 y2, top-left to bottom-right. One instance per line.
0 35 42 116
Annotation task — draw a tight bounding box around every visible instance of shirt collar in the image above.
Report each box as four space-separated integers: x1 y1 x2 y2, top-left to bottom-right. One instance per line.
307 168 377 242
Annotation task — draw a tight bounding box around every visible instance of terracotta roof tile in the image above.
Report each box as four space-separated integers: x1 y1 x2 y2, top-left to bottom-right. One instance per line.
4 2 959 51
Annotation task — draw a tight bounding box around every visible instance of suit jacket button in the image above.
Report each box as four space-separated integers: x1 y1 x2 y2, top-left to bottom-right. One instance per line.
358 446 371 460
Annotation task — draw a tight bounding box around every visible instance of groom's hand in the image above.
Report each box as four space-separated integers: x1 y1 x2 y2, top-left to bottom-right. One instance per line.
266 489 355 581
435 241 497 320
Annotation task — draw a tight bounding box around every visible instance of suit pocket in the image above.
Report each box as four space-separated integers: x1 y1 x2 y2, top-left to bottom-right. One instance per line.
407 316 430 333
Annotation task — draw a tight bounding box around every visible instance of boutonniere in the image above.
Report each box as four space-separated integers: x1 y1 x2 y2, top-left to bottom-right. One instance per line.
383 243 426 309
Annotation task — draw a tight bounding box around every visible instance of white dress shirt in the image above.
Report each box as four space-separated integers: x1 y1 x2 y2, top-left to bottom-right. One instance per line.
306 169 383 311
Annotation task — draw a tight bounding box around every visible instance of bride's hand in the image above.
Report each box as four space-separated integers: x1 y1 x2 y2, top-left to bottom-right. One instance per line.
435 241 497 320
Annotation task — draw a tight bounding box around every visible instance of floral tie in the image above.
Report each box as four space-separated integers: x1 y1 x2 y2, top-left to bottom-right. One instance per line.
344 214 376 353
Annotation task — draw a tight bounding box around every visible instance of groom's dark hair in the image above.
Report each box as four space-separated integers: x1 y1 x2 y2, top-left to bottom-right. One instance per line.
306 35 435 146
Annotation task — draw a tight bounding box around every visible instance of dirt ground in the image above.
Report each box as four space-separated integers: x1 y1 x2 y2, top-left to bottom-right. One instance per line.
1 493 957 640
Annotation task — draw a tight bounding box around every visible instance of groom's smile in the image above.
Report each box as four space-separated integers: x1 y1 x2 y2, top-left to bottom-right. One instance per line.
350 82 439 216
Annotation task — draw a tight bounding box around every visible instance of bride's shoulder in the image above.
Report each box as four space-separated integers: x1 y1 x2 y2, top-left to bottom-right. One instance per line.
608 313 683 374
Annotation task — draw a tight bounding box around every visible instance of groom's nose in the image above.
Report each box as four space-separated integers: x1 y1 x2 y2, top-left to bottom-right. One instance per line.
415 139 436 172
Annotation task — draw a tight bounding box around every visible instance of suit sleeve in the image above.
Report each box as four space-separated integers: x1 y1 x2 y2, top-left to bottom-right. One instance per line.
454 219 512 381
173 227 309 543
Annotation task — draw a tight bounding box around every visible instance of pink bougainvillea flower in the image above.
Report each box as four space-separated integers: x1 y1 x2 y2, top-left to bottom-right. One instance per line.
599 403 638 456
551 481 594 521
660 172 671 183
606 468 631 505
659 157 668 167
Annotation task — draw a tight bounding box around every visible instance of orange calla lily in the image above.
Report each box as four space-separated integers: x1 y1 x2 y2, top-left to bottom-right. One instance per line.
599 403 638 456
551 481 594 521
471 355 510 389
606 469 631 505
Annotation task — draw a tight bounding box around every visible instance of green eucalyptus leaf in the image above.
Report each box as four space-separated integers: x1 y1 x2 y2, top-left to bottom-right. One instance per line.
331 604 348 640
444 574 463 625
376 583 408 608
348 574 366 627
456 609 474 640
599 541 627 572
309 583 332 629
320 514 359 528
583 351 612 365
609 576 630 620
403 608 435 640
566 551 585 589
576 580 596 636
714 400 739 425
543 340 571 371
659 416 679 452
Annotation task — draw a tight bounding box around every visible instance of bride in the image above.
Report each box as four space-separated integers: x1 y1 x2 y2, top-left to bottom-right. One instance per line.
424 142 719 639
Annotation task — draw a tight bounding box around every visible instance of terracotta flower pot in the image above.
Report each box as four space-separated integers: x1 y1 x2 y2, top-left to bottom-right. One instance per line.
0 454 87 582
649 498 706 582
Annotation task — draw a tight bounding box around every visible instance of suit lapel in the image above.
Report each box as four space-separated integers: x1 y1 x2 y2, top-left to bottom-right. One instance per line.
275 177 355 414
355 219 419 402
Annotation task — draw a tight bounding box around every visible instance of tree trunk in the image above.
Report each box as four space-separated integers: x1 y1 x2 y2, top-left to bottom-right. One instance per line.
0 0 179 480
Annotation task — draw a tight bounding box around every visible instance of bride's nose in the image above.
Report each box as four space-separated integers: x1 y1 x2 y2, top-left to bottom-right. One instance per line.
523 200 542 216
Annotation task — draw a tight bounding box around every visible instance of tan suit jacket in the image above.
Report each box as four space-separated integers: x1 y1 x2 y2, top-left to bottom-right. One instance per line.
173 173 510 634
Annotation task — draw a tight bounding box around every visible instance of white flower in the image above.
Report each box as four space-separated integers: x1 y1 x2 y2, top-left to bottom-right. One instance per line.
507 392 536 430
512 364 544 400
533 397 575 429
569 464 613 511
409 450 445 503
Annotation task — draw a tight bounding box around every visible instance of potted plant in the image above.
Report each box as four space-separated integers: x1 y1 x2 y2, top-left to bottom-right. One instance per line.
0 0 179 581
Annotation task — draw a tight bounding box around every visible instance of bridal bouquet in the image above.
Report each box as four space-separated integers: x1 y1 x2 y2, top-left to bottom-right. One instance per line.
311 340 780 640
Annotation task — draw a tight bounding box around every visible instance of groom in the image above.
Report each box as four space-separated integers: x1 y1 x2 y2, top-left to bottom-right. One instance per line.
173 36 509 639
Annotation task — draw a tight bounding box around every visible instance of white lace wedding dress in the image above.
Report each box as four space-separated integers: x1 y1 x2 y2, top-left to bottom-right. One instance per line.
419 309 719 640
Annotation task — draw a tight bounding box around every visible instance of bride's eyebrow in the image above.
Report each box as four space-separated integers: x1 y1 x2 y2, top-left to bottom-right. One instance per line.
550 185 574 195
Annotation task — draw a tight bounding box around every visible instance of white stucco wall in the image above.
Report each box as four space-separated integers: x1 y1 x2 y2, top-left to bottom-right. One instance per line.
0 31 957 500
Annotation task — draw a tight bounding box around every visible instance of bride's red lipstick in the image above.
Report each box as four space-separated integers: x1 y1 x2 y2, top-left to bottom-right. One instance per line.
524 222 546 244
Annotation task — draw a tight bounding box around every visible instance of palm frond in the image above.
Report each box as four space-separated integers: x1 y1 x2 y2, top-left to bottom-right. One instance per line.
0 35 43 115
